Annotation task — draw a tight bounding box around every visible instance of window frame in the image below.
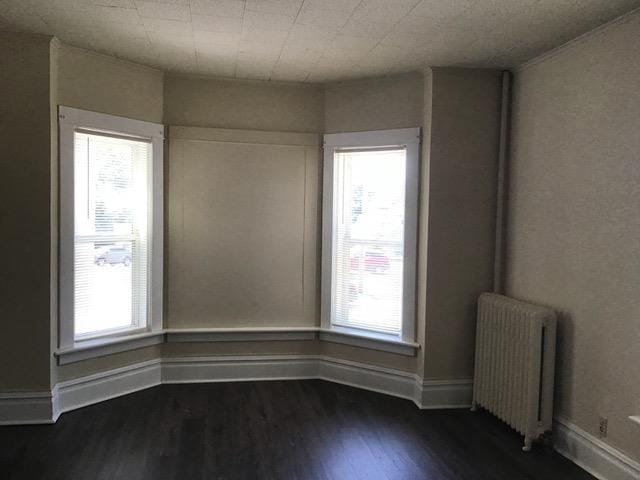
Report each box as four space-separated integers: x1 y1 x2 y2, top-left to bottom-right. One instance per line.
58 106 164 352
321 128 420 349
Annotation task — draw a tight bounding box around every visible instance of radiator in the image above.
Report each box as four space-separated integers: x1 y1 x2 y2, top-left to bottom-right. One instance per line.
472 293 557 451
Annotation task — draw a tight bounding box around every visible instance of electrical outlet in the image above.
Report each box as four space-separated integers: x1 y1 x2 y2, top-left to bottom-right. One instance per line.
598 417 608 438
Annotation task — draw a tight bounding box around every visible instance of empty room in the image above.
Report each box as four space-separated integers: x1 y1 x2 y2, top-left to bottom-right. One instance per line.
1 0 639 479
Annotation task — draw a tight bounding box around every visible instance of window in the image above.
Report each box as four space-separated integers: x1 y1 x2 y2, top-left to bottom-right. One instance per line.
59 107 163 350
322 128 420 347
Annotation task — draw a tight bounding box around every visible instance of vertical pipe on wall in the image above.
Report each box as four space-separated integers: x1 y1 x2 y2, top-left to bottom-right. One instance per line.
493 70 512 294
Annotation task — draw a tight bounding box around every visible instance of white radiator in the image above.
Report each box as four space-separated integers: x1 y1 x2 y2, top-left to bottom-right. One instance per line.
472 293 557 451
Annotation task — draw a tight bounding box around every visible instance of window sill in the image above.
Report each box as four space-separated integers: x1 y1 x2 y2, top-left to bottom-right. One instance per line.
318 327 420 356
54 327 420 364
55 331 165 365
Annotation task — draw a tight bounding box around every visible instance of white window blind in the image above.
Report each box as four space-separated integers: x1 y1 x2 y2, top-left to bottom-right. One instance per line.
73 131 151 338
331 148 407 335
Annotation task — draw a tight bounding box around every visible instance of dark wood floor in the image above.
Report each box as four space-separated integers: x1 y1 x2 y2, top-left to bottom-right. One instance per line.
1 380 593 480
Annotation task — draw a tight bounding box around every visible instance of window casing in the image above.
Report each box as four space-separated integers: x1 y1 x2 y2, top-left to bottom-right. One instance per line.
59 107 163 350
321 128 420 345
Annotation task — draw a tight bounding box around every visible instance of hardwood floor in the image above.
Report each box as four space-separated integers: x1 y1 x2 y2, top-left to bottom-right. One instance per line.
1 380 593 480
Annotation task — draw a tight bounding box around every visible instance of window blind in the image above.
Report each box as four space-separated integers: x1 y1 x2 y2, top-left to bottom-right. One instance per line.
331 148 406 335
73 131 151 338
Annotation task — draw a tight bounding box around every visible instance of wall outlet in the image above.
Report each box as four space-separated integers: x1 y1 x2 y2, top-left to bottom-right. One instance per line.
598 417 608 438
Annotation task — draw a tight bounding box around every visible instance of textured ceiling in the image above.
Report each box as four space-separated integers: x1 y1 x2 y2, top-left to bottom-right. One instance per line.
1 0 639 82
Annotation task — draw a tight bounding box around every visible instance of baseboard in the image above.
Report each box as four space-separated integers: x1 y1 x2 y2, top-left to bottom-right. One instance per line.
554 417 640 480
1 355 471 426
53 359 162 420
414 378 473 409
319 356 418 402
0 391 55 425
162 354 425 408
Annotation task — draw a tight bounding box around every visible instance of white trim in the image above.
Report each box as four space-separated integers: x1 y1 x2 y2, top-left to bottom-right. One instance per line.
0 391 55 425
165 327 317 343
150 132 164 333
319 356 417 403
54 327 421 365
554 417 640 480
58 106 164 140
413 379 473 409
321 127 421 344
2 356 467 424
318 327 419 356
161 355 428 407
53 359 162 420
169 125 321 146
321 143 335 330
58 106 164 351
55 331 165 365
402 139 419 343
59 117 75 350
135 356 469 410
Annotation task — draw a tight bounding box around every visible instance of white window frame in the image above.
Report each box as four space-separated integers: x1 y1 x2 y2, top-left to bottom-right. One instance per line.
321 128 420 355
57 106 164 358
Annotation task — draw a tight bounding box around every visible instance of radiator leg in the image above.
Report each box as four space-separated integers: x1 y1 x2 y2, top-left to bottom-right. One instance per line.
522 437 533 452
470 402 478 412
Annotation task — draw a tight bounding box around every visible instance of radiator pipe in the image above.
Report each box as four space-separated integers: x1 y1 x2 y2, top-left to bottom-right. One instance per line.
493 70 512 294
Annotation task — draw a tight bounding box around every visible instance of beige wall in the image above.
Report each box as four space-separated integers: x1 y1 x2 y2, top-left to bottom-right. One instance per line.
324 72 423 133
421 68 502 380
57 44 163 123
506 12 640 461
166 127 321 329
0 33 56 391
163 341 318 358
164 74 324 133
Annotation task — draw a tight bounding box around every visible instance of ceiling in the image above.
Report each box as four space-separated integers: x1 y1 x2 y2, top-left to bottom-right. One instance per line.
1 0 639 83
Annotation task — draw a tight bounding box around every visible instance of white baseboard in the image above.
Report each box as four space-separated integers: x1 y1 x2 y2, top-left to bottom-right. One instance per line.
162 354 443 410
414 379 473 409
53 359 162 421
1 355 471 427
554 417 640 480
318 356 418 403
0 391 55 425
